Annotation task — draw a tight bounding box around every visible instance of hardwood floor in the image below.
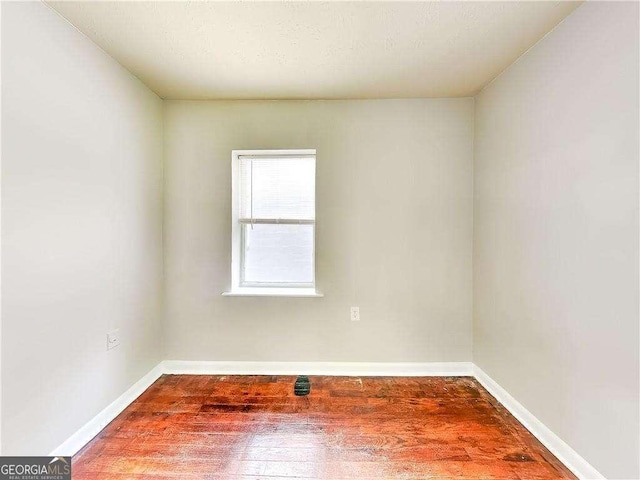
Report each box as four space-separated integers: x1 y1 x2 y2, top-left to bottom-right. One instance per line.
72 375 576 479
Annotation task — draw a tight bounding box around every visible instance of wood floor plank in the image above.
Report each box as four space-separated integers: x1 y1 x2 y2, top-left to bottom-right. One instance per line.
72 375 577 479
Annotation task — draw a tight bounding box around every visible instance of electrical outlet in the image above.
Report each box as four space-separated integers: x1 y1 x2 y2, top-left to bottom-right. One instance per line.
350 306 360 322
107 329 121 350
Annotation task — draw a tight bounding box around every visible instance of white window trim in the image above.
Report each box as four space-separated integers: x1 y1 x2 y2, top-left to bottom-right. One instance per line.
224 149 322 297
222 287 323 297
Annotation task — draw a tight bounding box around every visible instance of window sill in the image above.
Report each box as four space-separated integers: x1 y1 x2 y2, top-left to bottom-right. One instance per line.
222 288 323 297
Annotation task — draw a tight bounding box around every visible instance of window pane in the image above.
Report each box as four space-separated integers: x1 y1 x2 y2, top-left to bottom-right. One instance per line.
240 158 315 220
242 224 314 284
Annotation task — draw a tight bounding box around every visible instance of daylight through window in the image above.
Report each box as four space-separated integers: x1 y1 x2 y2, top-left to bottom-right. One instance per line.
231 150 316 293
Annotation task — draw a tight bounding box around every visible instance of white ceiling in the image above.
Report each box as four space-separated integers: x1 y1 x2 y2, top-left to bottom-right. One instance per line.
47 1 582 100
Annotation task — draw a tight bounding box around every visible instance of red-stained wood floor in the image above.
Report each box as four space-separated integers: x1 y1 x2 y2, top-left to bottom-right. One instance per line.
72 375 577 480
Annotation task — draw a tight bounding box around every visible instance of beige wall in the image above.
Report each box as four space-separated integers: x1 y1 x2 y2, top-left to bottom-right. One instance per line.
164 99 473 362
1 2 164 454
473 2 639 478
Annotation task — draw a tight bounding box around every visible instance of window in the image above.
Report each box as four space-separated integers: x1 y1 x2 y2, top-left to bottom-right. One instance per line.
226 149 320 296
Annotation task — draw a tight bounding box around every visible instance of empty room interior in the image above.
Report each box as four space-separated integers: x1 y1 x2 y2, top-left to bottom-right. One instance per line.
1 1 639 479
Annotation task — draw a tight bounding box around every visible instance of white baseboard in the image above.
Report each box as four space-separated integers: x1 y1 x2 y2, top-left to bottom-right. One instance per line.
49 362 164 457
473 366 605 480
160 360 474 377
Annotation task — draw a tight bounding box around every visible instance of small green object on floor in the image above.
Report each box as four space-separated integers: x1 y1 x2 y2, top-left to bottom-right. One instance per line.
294 375 310 396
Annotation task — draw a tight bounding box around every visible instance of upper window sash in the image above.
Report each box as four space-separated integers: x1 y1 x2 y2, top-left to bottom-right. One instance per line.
237 152 315 223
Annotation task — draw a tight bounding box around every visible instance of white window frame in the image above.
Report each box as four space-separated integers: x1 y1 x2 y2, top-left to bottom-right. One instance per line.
224 149 322 297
